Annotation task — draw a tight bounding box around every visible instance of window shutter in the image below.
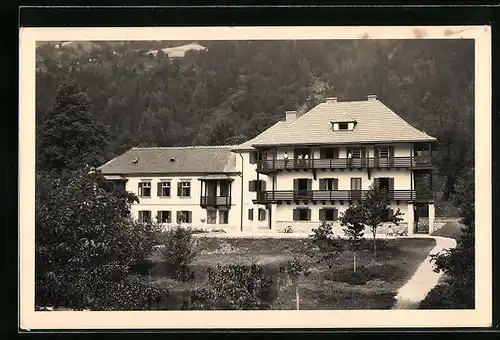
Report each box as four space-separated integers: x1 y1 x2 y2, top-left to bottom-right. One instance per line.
138 183 141 196
176 211 181 223
334 148 339 159
307 179 312 190
249 151 257 164
293 179 298 191
187 212 192 223
320 149 325 159
177 183 182 196
156 211 161 222
248 208 253 221
374 146 380 158
389 178 395 190
333 208 339 221
319 179 325 190
319 208 325 221
361 147 366 159
389 146 395 158
157 182 162 197
374 178 380 189
249 180 255 192
333 178 339 190
293 208 299 221
306 209 311 221
262 209 266 220
260 180 266 191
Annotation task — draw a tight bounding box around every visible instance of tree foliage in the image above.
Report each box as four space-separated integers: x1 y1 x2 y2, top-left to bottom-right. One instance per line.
361 184 404 256
189 263 275 310
339 205 365 272
419 167 475 309
160 225 198 282
37 81 110 176
35 167 166 310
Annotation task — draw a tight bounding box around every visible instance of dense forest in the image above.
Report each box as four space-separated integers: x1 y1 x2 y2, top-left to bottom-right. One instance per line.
35 39 474 203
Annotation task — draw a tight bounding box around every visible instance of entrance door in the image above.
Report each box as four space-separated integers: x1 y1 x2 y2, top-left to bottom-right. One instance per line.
350 178 362 201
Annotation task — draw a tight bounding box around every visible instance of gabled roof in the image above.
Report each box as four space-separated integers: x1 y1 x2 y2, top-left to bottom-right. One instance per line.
232 120 289 152
98 145 239 175
253 98 436 146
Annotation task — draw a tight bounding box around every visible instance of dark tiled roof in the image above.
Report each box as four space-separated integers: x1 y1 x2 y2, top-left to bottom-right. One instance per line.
98 145 239 175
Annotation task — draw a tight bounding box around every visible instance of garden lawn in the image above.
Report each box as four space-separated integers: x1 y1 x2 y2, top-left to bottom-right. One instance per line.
147 237 436 310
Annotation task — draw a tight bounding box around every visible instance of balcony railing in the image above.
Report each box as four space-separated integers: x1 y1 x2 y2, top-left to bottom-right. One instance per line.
256 156 431 172
200 196 232 208
254 190 433 204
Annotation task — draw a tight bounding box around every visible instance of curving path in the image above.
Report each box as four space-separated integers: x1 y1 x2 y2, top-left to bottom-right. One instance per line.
392 235 457 309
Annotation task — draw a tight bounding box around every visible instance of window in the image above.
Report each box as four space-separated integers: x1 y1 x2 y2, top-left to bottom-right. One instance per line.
321 148 339 159
320 178 339 191
178 181 191 197
248 208 254 221
219 210 229 224
138 210 151 223
249 180 266 192
379 146 389 158
293 208 311 221
138 182 151 197
207 209 217 224
258 208 266 221
249 151 257 164
351 148 361 159
320 208 339 221
338 122 348 130
157 181 171 197
176 211 192 224
157 210 171 223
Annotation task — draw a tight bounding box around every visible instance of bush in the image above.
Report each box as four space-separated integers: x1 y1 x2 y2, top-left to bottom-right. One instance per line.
188 263 275 310
283 225 293 233
161 225 197 282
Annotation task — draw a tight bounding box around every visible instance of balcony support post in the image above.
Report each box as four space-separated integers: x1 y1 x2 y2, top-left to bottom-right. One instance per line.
406 203 415 236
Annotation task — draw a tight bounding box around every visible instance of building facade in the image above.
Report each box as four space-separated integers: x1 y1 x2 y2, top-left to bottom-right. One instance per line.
99 95 437 235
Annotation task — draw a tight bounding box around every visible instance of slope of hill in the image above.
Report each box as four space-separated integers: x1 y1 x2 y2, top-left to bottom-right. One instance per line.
35 39 474 200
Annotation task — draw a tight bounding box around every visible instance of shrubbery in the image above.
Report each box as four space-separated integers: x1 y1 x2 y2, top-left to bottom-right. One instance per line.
189 263 275 310
35 168 167 310
419 167 475 309
160 225 198 282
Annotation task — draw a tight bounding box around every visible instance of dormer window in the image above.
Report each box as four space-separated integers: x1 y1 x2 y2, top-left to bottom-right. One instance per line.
330 113 356 131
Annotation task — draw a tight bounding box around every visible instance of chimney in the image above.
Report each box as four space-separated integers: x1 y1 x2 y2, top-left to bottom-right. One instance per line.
285 110 298 122
367 94 377 101
326 97 338 103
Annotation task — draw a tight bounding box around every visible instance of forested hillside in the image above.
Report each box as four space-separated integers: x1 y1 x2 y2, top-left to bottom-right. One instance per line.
35 39 474 202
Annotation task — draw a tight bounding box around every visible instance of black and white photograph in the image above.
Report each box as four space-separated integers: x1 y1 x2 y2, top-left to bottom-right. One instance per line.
19 25 491 329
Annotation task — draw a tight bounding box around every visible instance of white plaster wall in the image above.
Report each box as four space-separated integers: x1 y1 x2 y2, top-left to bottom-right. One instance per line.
237 151 269 231
126 174 240 231
276 170 412 190
274 203 411 233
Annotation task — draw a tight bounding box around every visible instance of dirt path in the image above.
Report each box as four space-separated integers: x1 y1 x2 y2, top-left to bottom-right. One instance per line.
392 235 457 309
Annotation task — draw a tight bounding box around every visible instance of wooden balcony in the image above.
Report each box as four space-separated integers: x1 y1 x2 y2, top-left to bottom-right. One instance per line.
200 196 232 208
256 156 432 174
254 190 433 205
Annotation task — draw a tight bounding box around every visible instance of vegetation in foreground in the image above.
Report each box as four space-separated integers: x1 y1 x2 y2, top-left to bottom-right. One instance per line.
147 236 436 310
419 167 475 309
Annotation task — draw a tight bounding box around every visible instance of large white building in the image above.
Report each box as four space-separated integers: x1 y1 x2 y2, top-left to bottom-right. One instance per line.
98 95 437 235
